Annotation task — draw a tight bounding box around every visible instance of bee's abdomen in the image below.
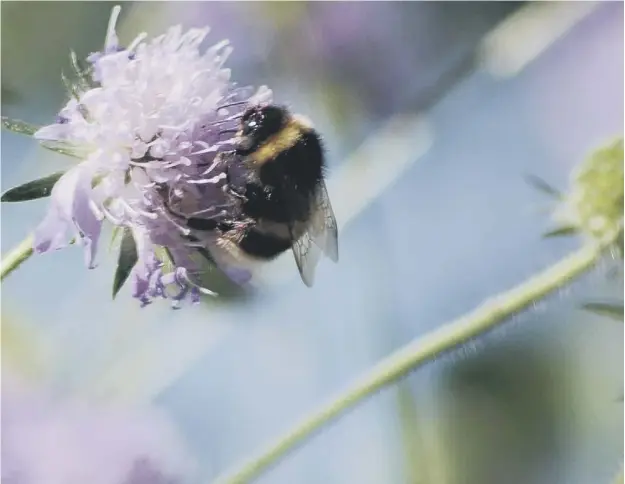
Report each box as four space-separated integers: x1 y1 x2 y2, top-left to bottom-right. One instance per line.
238 227 292 260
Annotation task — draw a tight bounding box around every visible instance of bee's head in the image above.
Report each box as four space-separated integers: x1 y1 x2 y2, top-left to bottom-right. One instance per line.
238 104 288 152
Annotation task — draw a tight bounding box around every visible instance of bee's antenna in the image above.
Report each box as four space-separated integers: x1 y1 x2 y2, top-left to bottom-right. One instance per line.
217 100 249 110
200 114 245 131
218 129 239 136
207 118 236 126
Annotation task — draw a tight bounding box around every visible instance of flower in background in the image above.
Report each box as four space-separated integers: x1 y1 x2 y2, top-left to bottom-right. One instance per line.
526 137 624 249
525 138 624 322
563 138 624 246
532 138 624 249
2 5 271 307
1 371 197 484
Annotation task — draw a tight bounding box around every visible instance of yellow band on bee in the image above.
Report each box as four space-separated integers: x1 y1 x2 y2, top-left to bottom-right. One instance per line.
251 117 310 166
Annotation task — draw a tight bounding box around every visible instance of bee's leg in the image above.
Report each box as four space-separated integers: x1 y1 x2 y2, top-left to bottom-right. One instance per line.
225 184 247 201
186 217 218 231
223 159 248 201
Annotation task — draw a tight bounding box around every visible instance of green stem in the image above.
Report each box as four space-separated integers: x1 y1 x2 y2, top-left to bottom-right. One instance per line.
0 235 79 282
1 235 34 281
213 242 606 484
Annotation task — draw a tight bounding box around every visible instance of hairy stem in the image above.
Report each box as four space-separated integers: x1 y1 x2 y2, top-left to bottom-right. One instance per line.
1 235 34 281
213 242 607 484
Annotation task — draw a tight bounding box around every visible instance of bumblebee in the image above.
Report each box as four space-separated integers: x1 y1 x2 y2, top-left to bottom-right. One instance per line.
187 104 339 287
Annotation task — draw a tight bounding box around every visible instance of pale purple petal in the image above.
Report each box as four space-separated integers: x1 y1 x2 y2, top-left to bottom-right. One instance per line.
33 204 73 255
33 168 84 253
33 165 102 268
1 372 198 484
33 124 73 142
73 181 102 268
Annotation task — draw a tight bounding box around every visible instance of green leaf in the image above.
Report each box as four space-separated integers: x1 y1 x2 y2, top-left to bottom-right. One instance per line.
70 50 91 92
542 226 578 238
154 245 175 274
3 117 86 159
91 174 105 188
1 171 66 202
1 116 40 136
112 227 138 299
582 302 624 321
164 247 179 274
109 226 122 252
40 141 84 159
524 174 563 199
62 70 81 101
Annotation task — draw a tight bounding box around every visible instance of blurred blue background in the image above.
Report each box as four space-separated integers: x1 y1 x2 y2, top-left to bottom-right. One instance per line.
1 2 623 483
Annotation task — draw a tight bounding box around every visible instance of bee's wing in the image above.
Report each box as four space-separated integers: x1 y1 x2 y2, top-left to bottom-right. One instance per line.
312 180 339 262
198 242 253 287
174 245 253 297
291 231 323 287
291 180 339 287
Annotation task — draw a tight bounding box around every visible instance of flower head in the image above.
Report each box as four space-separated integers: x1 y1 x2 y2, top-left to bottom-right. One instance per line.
554 138 624 249
1 371 197 484
31 5 272 307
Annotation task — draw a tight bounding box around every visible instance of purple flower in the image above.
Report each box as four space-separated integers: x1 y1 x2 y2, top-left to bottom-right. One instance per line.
32 5 273 307
1 372 198 484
